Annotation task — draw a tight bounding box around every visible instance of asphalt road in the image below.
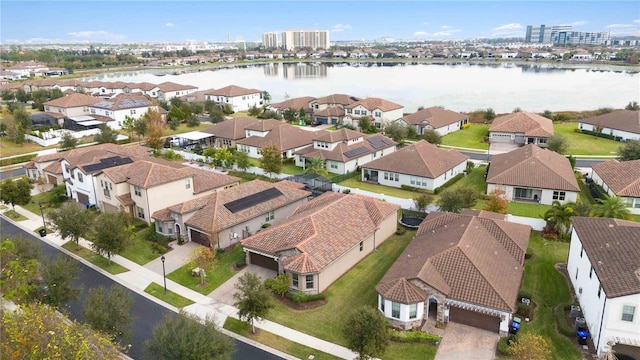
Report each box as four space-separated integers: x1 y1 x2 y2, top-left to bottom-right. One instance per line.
0 218 283 360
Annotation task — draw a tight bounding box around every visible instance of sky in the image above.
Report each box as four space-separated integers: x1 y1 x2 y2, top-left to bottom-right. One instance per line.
1 1 639 44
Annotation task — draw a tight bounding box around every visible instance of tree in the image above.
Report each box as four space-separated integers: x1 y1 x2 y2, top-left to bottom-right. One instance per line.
185 114 200 127
1 89 16 101
541 110 554 119
94 123 118 144
214 147 234 168
259 145 283 178
133 117 148 142
168 106 185 130
342 306 390 360
248 104 261 117
0 177 32 211
168 116 181 131
618 140 640 161
543 200 576 239
190 247 216 286
145 108 166 153
262 90 271 103
413 193 433 213
406 124 418 139
625 101 640 110
39 254 80 308
59 132 78 151
484 108 496 122
121 115 136 140
357 116 374 133
146 310 233 360
305 156 328 176
437 187 478 213
509 332 552 360
47 202 96 250
483 189 508 214
233 272 273 334
209 105 224 123
191 102 204 115
46 184 68 207
591 196 632 220
83 285 134 342
233 150 251 172
282 107 297 123
90 212 129 264
0 238 40 304
384 121 408 142
298 107 307 122
546 134 569 154
421 129 442 145
169 96 184 109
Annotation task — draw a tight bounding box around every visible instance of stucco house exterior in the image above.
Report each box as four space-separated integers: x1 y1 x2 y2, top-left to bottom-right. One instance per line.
591 159 640 215
578 110 640 142
376 211 530 335
23 152 68 185
295 128 397 175
343 97 404 130
155 82 198 101
361 140 468 191
236 122 318 159
308 93 360 125
397 107 469 136
489 111 554 147
205 85 264 112
486 144 580 205
42 93 102 124
567 217 640 359
242 192 399 294
88 94 157 130
268 96 316 117
153 180 311 248
200 117 261 148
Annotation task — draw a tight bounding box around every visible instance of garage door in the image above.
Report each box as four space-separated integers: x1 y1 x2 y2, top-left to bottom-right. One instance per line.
449 306 500 333
76 192 89 205
47 174 57 185
189 229 211 247
490 133 512 143
315 117 328 124
249 252 278 272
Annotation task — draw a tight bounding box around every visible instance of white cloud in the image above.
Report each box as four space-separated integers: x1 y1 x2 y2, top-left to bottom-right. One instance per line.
430 25 462 37
164 23 175 28
633 19 640 24
441 25 454 30
413 31 428 37
566 20 589 27
491 23 523 37
67 30 124 42
605 22 640 36
4 37 62 44
331 24 352 32
606 23 635 29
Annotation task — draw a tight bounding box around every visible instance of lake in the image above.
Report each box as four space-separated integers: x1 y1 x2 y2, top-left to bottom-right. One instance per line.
83 61 640 113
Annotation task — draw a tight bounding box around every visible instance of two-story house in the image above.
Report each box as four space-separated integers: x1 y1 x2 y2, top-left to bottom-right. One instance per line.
89 94 158 130
205 85 264 112
42 93 102 125
155 82 198 101
397 106 469 136
236 121 317 159
343 97 404 130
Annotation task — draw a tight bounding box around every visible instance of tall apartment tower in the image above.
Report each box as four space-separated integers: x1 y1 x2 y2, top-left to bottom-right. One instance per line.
525 25 546 43
281 30 330 51
262 32 279 48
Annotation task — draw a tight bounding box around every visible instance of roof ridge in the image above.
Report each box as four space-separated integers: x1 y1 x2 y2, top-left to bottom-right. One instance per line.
457 246 511 310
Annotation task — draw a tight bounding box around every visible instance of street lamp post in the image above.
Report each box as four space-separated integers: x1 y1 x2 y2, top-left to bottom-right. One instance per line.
38 202 47 233
160 255 167 294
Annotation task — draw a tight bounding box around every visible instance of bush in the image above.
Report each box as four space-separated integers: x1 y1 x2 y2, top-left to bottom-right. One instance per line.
0 154 37 167
517 303 531 318
433 173 464 194
287 290 307 304
145 226 172 245
389 329 441 344
396 226 407 235
235 258 246 268
461 123 472 130
151 242 168 254
588 182 608 201
555 304 576 337
497 336 514 356
400 184 433 194
542 225 559 241
579 129 623 142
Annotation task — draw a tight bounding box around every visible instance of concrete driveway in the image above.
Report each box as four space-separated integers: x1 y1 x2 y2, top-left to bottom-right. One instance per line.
209 265 277 305
144 240 200 275
434 322 500 360
489 142 519 155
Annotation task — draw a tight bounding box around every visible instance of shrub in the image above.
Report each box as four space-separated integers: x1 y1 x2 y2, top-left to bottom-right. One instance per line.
433 173 464 194
151 242 168 254
287 290 307 304
579 129 623 142
517 303 531 318
400 184 433 194
396 227 406 235
542 225 559 241
0 154 37 167
389 329 441 344
235 258 246 268
342 188 351 194
461 123 472 130
555 304 576 337
497 336 514 356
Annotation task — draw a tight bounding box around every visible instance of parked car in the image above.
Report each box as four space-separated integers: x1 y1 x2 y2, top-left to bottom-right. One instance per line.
310 121 321 127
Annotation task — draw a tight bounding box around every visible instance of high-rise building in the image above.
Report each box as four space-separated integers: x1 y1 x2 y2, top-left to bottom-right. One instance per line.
281 30 330 51
526 24 610 45
525 25 546 43
262 32 279 48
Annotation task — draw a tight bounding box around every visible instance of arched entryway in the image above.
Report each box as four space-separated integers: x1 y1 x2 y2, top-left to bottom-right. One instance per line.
428 298 438 321
175 224 182 241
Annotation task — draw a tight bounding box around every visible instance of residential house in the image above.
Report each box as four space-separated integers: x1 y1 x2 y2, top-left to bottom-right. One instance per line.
376 211 530 334
579 110 640 142
486 144 580 205
23 152 68 185
242 192 400 294
361 140 468 191
308 93 360 114
489 111 554 147
42 93 102 124
200 117 260 148
312 106 346 126
295 128 397 175
591 159 640 214
179 88 217 103
343 97 404 130
89 94 157 130
397 106 469 136
236 122 317 159
567 217 640 358
205 85 264 112
155 82 198 101
95 159 240 223
268 96 316 117
153 180 311 247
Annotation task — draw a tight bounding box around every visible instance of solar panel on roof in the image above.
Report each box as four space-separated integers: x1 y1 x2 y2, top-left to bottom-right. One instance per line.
223 188 283 213
81 156 133 173
368 136 392 149
344 146 370 158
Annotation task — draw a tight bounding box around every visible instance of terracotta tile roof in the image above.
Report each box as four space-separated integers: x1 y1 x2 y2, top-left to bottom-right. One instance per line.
571 217 640 298
295 134 396 163
592 159 640 197
244 119 283 132
117 193 135 206
580 110 640 135
242 192 399 274
156 82 197 92
346 97 404 112
205 85 262 97
312 128 363 143
179 88 216 103
129 82 157 91
376 278 427 304
43 161 62 175
313 94 361 106
181 180 311 234
43 93 102 108
363 140 468 178
269 96 316 112
376 212 530 311
63 144 152 170
489 111 554 137
237 123 318 151
486 144 580 192
401 106 469 129
314 107 345 117
42 111 67 119
200 117 260 140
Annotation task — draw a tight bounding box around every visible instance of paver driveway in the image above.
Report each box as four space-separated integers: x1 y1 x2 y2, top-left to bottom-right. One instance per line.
434 322 500 360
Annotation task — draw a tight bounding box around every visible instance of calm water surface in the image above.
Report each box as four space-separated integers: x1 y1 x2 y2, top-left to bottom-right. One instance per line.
84 62 640 113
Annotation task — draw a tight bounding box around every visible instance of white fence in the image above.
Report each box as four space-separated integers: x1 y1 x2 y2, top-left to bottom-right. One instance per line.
26 128 102 147
505 214 546 231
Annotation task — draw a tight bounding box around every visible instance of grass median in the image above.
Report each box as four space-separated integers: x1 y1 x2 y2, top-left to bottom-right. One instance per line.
62 241 128 275
144 282 194 308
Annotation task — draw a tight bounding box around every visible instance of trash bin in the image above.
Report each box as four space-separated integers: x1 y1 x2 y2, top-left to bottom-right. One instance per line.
575 317 589 345
39 229 47 237
570 305 581 318
509 316 522 335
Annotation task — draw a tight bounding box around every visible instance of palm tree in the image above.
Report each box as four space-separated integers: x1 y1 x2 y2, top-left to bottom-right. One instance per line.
304 157 328 177
543 200 576 239
591 196 632 220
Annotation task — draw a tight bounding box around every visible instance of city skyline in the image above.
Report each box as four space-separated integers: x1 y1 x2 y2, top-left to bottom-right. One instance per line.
1 1 639 45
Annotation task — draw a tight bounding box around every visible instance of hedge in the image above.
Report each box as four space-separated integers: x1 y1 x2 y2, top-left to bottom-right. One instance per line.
555 303 576 337
0 153 37 167
286 290 326 304
400 184 433 194
588 182 608 201
579 129 623 142
433 173 464 194
389 329 441 345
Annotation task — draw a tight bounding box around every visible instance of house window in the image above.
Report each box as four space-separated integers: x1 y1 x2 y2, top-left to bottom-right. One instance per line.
553 191 566 201
580 246 583 257
130 109 136 115
622 305 635 322
265 211 274 222
330 162 338 169
597 284 602 298
292 274 299 288
380 296 385 312
575 268 579 279
156 222 162 232
515 188 532 199
590 266 593 278
137 206 145 219
77 173 83 183
103 188 110 198
185 179 191 189
306 275 314 289
375 111 381 117
409 304 418 319
134 186 142 196
392 302 401 318
359 241 364 251
167 226 173 235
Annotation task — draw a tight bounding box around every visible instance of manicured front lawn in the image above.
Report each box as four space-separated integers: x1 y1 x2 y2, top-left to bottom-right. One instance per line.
144 282 194 308
441 124 489 150
166 244 245 295
119 230 165 265
22 192 57 217
518 232 581 360
224 317 342 360
338 177 420 199
61 241 128 274
553 122 622 156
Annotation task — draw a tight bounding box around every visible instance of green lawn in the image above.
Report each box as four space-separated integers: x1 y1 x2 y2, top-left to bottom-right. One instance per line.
224 317 342 360
61 241 128 274
281 162 303 175
519 232 581 360
553 122 622 156
167 244 245 295
507 201 551 218
338 177 420 199
162 123 212 137
2 210 28 221
448 166 487 194
144 282 194 308
119 230 164 265
22 192 58 218
441 124 489 150
0 137 57 157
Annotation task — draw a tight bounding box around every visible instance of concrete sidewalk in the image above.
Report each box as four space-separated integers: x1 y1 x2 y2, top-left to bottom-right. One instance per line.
1 204 359 360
